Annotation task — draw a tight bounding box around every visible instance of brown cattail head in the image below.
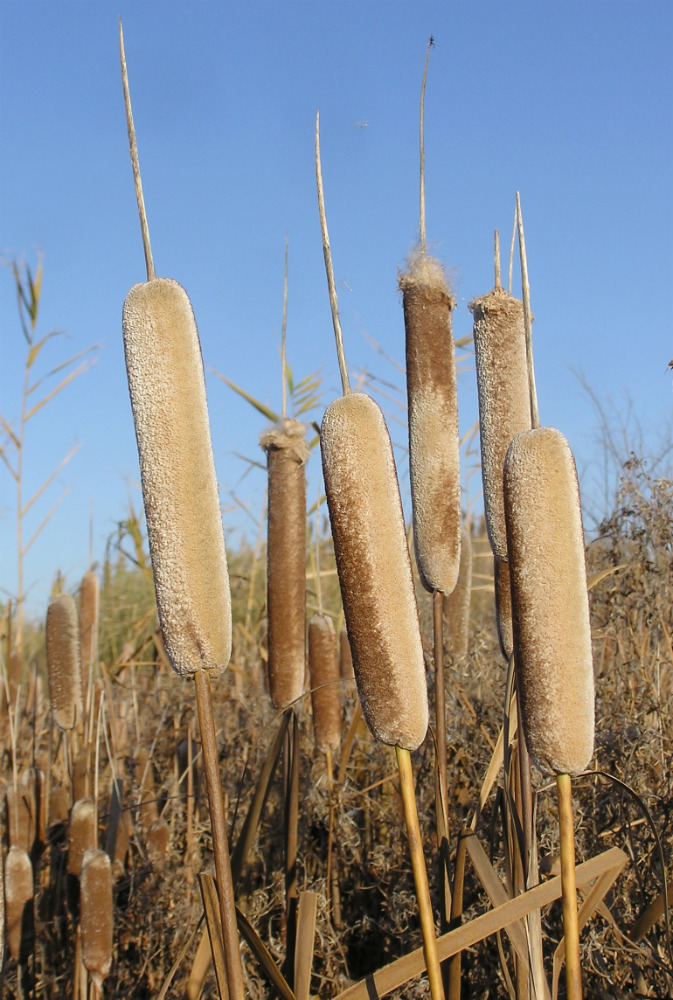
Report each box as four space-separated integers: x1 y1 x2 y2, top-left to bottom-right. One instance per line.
320 393 428 751
400 250 461 595
469 287 531 561
80 848 113 987
67 798 97 876
79 570 99 691
308 614 342 752
6 785 31 853
445 525 472 658
494 556 514 661
339 627 354 681
46 593 82 731
4 845 33 962
260 419 309 710
122 277 232 678
503 427 594 776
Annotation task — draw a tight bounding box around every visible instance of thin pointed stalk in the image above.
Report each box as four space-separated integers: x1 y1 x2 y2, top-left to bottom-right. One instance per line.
558 773 583 1000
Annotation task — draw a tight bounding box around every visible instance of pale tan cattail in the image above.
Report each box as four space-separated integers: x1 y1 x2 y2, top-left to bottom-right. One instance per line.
308 614 341 753
320 393 428 751
46 592 82 730
5 845 33 962
400 251 461 596
80 848 113 988
79 570 99 699
470 287 531 562
67 798 97 877
338 626 354 681
503 427 594 776
122 277 232 678
445 525 472 658
6 785 31 853
260 419 309 709
494 555 514 661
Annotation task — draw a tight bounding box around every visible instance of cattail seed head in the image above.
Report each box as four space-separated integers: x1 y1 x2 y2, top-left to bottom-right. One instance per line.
260 419 309 709
470 288 531 561
308 614 342 753
122 277 232 677
503 427 594 776
321 393 428 751
339 627 354 681
400 251 461 595
494 556 514 661
67 798 97 876
80 848 113 988
79 570 99 692
46 593 82 731
5 845 33 962
445 526 472 658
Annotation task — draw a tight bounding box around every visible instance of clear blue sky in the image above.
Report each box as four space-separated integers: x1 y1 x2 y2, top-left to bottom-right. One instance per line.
1 1 672 621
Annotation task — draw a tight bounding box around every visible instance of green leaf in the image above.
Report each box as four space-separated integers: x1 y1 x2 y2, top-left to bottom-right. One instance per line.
209 369 279 424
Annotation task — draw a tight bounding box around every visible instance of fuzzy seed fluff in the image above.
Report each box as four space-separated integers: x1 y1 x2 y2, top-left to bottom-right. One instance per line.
504 428 595 776
321 393 428 751
122 278 232 677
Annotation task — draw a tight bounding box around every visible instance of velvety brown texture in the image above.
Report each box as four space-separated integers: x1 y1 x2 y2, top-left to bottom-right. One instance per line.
339 626 354 681
80 849 113 987
321 393 428 751
4 846 32 962
46 593 82 731
260 419 308 709
445 526 472 657
504 428 595 776
494 556 514 661
122 278 232 678
470 288 531 561
79 571 99 669
400 257 461 595
67 798 97 876
308 614 342 752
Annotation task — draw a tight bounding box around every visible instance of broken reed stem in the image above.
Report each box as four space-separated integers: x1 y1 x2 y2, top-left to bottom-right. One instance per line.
315 110 350 395
396 745 445 1000
557 773 583 1000
419 36 433 253
194 669 244 1000
515 192 539 429
119 19 154 281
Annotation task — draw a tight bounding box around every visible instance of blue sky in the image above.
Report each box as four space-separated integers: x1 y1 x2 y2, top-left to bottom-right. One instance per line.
1 1 672 621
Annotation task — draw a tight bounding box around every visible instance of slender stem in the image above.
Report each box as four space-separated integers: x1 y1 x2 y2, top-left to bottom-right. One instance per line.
194 669 244 1000
508 206 516 297
446 828 468 1000
419 37 433 254
281 234 289 420
119 18 155 282
557 772 583 1000
395 745 446 1000
283 710 300 987
494 230 502 290
515 192 539 429
315 110 350 395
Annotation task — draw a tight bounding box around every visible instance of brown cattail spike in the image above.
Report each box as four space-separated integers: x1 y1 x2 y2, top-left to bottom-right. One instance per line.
494 555 514 661
5 845 33 962
503 428 594 776
46 592 83 730
445 525 472 658
320 393 428 751
308 614 341 753
470 287 531 562
80 848 113 988
260 419 309 710
400 251 461 596
67 798 97 877
122 278 232 677
79 570 99 689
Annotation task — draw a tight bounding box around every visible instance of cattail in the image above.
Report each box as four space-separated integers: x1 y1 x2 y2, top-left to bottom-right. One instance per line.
72 748 89 802
400 252 461 595
320 393 428 751
79 571 99 700
470 287 531 562
146 817 170 865
5 845 33 962
338 627 354 681
6 785 31 853
503 427 594 776
122 277 232 678
494 555 514 661
445 525 472 658
46 592 82 730
80 848 113 988
260 419 309 709
308 614 341 753
67 798 97 877
49 784 71 826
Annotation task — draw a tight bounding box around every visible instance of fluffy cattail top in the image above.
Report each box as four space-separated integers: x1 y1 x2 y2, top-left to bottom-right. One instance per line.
122 277 232 677
400 250 461 595
470 287 530 562
308 613 341 753
46 593 82 731
321 393 428 751
503 427 594 776
260 419 309 710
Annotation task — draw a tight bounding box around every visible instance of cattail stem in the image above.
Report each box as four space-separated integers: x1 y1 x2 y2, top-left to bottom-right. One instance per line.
419 37 433 253
395 746 445 1000
515 192 539 430
119 19 155 281
446 829 469 1000
315 111 350 395
281 234 289 420
557 773 583 1000
283 710 300 987
433 590 452 939
194 669 244 1000
494 230 502 290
